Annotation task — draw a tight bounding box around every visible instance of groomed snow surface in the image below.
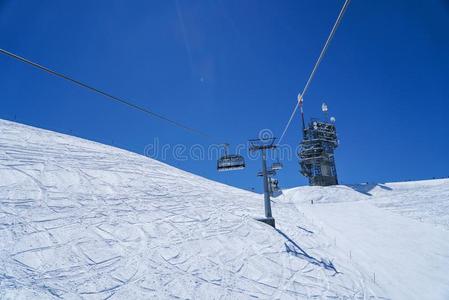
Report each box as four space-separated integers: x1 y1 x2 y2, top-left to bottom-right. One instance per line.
1 119 448 300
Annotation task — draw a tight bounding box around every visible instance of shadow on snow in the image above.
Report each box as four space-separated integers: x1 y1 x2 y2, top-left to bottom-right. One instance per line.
276 229 339 275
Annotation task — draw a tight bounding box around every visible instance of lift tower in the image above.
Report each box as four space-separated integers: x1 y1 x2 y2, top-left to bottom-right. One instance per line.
249 137 277 228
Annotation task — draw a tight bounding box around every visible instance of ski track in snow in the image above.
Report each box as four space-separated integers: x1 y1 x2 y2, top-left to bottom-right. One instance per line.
0 119 446 299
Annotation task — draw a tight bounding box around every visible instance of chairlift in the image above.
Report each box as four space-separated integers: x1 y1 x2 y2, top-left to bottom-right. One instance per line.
217 143 245 172
272 162 283 171
271 149 283 170
270 178 279 191
268 177 280 195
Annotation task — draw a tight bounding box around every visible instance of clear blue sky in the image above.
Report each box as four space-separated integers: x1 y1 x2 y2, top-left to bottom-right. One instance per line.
1 0 448 191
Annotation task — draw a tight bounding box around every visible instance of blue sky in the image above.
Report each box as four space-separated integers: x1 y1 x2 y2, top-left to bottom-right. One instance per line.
1 0 448 191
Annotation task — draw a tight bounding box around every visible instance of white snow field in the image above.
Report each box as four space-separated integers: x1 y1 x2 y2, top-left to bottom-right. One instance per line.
0 119 448 299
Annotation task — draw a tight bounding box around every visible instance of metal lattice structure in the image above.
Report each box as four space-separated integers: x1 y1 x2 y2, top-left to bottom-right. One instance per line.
298 116 339 186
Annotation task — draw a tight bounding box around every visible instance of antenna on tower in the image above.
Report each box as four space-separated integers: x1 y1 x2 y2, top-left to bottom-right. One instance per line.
322 102 329 121
298 93 306 134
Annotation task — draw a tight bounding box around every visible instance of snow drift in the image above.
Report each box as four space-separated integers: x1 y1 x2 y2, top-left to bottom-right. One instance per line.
1 119 448 299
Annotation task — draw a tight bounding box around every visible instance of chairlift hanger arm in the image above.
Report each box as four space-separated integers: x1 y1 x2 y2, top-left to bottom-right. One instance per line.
248 137 277 152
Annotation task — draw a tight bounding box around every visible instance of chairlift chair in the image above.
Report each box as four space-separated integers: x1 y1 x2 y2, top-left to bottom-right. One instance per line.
217 143 246 172
268 177 280 195
271 162 283 170
271 149 283 170
270 178 279 192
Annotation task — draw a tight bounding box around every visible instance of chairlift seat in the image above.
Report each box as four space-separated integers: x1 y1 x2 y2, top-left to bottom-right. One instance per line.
217 154 245 171
271 162 283 170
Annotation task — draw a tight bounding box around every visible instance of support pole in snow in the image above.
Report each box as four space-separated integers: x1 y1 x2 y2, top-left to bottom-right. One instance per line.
261 148 273 219
249 137 276 228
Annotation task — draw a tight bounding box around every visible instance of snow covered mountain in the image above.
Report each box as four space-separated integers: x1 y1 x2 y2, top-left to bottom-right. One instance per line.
1 119 448 299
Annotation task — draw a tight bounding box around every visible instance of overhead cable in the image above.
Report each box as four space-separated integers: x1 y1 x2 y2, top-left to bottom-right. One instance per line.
277 0 351 144
0 48 211 139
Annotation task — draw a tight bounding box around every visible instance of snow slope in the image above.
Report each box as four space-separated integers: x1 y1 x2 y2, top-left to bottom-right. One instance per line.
284 181 449 300
0 119 448 299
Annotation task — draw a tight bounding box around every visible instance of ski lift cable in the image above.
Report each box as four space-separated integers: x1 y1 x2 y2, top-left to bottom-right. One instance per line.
0 48 212 139
277 0 351 145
